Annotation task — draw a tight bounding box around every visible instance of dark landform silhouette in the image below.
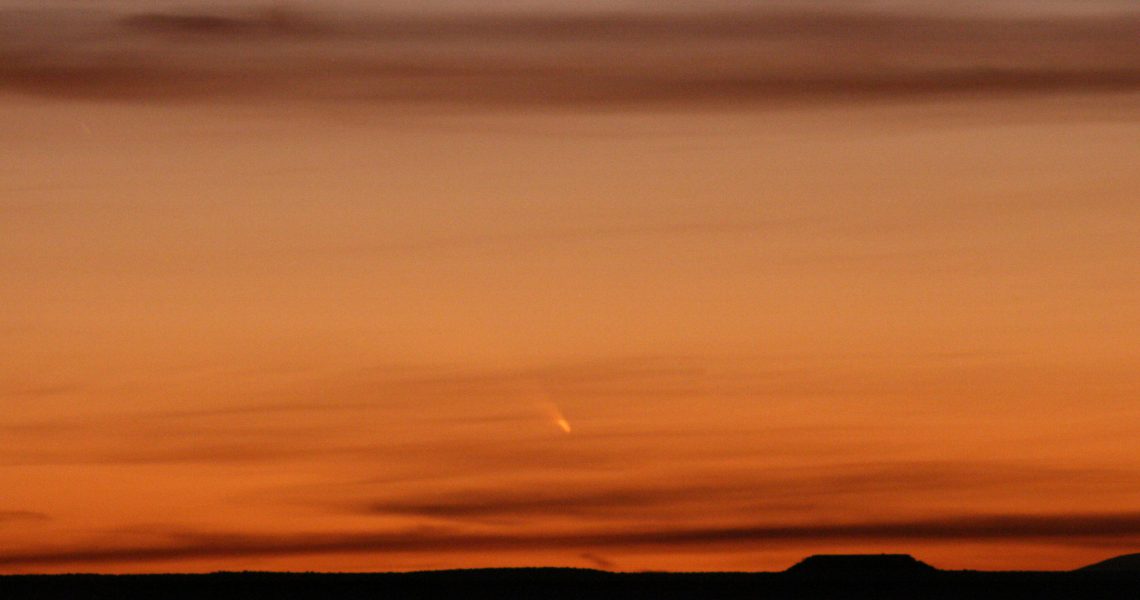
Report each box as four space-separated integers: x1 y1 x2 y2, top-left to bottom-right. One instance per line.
785 553 938 576
1079 553 1140 572
2 553 1139 600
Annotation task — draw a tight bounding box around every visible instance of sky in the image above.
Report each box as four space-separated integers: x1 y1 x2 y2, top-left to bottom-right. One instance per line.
1 1 1138 574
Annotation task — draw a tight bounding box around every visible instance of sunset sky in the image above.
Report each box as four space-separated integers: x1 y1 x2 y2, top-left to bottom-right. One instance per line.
1 0 1138 573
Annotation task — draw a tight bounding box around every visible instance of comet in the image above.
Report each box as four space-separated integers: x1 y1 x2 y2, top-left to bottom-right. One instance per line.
544 402 572 434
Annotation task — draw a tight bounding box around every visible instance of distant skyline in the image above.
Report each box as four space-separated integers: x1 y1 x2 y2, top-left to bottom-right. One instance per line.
1 0 1138 574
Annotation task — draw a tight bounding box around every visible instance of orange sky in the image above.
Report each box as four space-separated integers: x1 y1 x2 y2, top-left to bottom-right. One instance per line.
1 3 1138 573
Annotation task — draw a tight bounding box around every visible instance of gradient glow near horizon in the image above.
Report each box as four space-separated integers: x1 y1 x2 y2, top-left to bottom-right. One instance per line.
1 0 1138 574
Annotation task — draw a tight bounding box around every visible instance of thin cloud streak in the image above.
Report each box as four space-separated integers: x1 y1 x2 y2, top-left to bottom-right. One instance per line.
3 513 1140 567
0 511 48 523
307 220 803 257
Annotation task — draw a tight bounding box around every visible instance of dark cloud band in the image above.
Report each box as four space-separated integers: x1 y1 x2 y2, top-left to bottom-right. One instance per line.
2 9 1136 105
2 512 1139 567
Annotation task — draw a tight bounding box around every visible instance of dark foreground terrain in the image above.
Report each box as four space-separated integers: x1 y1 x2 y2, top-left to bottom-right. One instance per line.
3 554 1139 600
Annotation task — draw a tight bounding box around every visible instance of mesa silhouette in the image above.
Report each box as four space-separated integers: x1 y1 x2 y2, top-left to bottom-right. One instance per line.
1078 553 1140 573
785 553 938 577
2 553 1139 600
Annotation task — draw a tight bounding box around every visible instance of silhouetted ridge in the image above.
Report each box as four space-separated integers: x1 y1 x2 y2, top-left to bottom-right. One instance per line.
1077 553 1140 572
4 564 1140 600
786 554 937 577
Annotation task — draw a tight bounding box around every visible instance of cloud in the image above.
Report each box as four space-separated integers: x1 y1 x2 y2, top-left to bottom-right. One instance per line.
579 552 616 570
1 9 1136 105
353 461 1139 524
365 488 694 520
0 353 1132 475
306 220 794 257
2 512 1139 567
0 358 646 466
0 384 79 400
0 511 48 523
118 8 324 38
0 355 1132 495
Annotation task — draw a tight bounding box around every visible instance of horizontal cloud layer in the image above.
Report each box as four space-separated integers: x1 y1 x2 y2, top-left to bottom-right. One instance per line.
2 512 1139 567
357 461 1139 523
1 8 1137 105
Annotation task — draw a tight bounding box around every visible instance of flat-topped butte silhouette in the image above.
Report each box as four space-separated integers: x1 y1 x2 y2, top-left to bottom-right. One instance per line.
785 554 937 577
